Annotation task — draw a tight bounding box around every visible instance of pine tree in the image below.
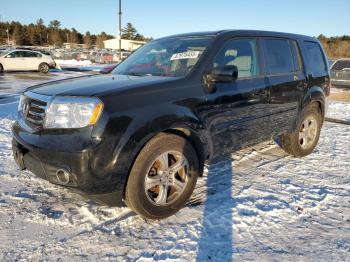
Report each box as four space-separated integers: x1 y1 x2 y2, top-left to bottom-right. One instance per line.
70 28 79 45
48 20 62 46
35 18 45 45
121 23 137 40
84 31 92 48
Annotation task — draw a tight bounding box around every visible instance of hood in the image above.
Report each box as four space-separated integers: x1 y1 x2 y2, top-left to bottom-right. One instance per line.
28 74 178 97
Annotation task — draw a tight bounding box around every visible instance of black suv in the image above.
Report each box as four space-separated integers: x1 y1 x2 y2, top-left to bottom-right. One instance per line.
12 30 330 219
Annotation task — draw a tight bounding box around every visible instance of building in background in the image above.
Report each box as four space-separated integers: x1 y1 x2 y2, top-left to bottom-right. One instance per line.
103 37 145 51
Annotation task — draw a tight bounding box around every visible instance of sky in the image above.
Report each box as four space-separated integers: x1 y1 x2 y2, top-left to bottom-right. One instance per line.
1 0 350 39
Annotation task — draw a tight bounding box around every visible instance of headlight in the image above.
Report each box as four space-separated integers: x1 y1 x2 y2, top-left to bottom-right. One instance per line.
18 95 25 112
44 97 103 129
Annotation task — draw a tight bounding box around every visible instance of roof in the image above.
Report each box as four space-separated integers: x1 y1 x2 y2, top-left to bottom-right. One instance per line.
103 38 146 44
157 29 316 42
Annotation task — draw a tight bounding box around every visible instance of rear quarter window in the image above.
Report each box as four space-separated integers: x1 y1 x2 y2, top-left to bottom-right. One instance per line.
303 41 328 76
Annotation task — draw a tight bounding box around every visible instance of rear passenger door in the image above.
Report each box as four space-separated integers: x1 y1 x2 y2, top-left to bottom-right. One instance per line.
24 51 42 71
262 38 306 134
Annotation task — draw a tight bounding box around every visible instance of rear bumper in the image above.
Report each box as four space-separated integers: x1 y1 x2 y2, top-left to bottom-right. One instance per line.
12 121 126 206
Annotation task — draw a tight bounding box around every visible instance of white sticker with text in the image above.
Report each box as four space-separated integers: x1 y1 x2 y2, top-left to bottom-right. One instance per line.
170 51 200 61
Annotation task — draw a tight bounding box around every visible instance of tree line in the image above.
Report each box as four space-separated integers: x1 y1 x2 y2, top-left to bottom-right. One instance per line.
0 19 151 48
1 20 348 56
318 35 350 58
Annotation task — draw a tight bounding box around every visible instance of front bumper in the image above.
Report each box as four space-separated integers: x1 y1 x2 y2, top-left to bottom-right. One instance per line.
49 62 56 69
12 121 125 206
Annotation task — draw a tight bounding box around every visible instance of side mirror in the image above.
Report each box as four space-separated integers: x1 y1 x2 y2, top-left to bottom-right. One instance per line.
206 65 238 83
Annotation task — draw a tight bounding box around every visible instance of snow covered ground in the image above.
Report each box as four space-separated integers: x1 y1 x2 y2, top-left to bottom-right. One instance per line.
0 71 92 96
55 59 94 67
0 75 349 261
327 101 350 122
55 59 107 72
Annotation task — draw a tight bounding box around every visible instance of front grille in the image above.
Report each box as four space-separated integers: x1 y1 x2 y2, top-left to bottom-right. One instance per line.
23 92 50 129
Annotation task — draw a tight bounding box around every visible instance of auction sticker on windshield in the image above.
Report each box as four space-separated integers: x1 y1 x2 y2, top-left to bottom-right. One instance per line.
170 51 200 60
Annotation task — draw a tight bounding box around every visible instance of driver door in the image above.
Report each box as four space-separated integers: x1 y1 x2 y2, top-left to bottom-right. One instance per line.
3 51 27 71
198 38 271 157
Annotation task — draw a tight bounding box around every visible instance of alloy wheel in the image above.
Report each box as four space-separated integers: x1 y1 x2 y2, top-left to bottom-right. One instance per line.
144 151 189 206
299 116 318 150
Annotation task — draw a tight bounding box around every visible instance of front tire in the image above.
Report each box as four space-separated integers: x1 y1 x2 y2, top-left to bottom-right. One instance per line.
125 133 199 220
0 63 3 72
280 103 322 157
38 63 49 73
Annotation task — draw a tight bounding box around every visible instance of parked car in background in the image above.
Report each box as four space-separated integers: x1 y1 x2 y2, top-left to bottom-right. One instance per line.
12 30 330 219
0 49 56 73
330 58 350 87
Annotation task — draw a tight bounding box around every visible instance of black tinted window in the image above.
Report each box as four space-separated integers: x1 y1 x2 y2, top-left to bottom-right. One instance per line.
7 51 24 58
24 51 33 57
213 38 259 78
25 51 41 57
263 39 294 75
304 41 327 76
332 60 350 71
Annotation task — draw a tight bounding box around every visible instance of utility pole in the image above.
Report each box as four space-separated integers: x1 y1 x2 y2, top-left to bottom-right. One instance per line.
118 0 122 61
1 15 10 46
6 28 9 45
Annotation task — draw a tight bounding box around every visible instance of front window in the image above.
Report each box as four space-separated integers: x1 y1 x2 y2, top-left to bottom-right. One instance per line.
212 38 260 78
113 37 213 77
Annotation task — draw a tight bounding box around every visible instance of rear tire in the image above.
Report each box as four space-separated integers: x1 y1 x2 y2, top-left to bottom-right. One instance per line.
38 63 49 73
280 103 322 157
0 63 3 72
125 133 199 220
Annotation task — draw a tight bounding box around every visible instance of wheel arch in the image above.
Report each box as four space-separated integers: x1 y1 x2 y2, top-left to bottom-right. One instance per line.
38 62 49 72
119 121 210 200
300 86 326 122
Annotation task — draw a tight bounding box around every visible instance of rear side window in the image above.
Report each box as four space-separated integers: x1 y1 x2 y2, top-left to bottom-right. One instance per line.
332 60 350 71
24 51 42 58
304 41 327 76
263 39 294 75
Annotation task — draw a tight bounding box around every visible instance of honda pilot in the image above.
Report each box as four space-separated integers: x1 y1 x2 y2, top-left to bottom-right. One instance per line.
12 30 330 219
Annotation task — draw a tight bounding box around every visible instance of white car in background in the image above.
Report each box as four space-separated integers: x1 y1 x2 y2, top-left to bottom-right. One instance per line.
0 49 56 73
330 58 350 87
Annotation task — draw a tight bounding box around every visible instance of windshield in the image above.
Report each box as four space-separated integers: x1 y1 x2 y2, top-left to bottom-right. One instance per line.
0 49 11 57
113 37 212 77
